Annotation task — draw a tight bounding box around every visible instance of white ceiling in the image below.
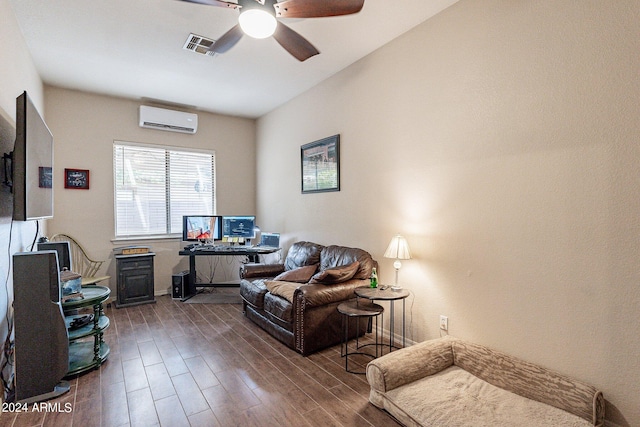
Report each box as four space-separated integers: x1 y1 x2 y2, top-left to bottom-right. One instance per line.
10 0 458 118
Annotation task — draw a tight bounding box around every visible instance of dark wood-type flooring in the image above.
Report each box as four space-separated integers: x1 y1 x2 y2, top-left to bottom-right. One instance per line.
2 295 400 427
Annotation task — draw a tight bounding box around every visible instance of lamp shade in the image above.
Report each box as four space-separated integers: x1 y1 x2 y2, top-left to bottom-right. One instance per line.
383 235 412 260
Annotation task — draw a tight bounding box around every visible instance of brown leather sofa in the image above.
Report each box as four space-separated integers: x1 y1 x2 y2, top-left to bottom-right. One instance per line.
239 241 377 355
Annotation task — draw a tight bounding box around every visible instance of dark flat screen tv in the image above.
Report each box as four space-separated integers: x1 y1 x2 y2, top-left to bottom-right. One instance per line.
12 91 54 221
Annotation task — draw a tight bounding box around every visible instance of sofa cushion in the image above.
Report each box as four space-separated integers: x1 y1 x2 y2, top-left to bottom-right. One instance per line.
309 261 359 284
298 279 368 307
274 264 318 283
284 241 324 271
239 278 268 309
263 292 293 324
320 245 375 280
265 280 299 303
383 366 592 427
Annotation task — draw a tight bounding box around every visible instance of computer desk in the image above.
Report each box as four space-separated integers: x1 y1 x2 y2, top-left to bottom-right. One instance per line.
178 246 281 289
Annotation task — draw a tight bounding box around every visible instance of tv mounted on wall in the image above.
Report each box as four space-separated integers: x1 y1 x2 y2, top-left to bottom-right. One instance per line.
7 91 54 221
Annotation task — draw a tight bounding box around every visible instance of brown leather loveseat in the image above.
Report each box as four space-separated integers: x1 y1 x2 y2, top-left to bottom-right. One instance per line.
240 241 377 355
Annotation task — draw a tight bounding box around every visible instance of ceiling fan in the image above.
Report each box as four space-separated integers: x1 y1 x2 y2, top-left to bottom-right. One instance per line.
178 0 365 61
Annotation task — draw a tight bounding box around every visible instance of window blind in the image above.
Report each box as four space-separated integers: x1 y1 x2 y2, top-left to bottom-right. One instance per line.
113 142 215 238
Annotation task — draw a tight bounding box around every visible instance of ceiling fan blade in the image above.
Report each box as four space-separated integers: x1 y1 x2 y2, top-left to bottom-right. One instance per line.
177 0 239 9
272 22 319 62
208 24 244 54
274 0 364 18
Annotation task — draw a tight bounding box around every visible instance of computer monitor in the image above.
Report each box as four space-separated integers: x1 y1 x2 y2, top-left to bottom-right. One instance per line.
37 241 72 272
182 215 222 242
258 232 280 248
222 216 256 240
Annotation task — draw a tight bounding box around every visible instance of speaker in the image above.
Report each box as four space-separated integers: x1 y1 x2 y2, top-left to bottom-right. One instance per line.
12 251 70 403
172 271 193 300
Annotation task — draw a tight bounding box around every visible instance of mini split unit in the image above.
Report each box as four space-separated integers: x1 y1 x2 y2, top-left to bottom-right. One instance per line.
139 105 198 134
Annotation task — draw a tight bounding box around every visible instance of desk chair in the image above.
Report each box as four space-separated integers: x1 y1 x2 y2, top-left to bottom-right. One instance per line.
49 234 110 286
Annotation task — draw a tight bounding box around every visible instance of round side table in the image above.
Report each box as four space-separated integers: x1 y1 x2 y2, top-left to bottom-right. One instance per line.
337 299 384 374
355 286 410 351
62 286 111 376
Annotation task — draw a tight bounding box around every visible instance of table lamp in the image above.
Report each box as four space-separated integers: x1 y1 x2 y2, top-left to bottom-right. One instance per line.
383 234 412 291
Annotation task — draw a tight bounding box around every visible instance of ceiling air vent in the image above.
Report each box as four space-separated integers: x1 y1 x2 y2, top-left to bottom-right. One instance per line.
183 33 216 57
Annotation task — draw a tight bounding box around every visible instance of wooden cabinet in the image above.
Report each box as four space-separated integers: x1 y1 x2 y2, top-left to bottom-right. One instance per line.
115 253 156 308
62 286 110 377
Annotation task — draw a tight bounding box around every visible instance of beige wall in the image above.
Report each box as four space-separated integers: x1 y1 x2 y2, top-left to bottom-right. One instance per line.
44 87 256 296
0 0 45 372
256 1 640 425
0 1 43 118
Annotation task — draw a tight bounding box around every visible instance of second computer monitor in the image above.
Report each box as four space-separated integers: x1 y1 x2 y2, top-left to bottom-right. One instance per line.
222 216 256 240
37 241 72 272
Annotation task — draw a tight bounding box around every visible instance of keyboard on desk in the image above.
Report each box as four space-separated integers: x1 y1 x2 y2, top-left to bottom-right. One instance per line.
193 245 248 252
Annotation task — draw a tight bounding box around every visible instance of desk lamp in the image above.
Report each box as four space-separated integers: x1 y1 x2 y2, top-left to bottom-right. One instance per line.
383 235 412 291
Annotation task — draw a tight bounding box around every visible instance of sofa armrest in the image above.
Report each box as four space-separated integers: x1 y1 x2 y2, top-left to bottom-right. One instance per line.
240 263 285 279
296 279 367 307
366 336 455 393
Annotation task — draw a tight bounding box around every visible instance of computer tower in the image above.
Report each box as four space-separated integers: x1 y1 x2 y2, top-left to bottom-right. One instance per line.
172 271 193 300
12 251 70 403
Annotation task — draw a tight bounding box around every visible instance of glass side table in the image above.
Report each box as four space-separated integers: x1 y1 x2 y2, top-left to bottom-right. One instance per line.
62 286 111 376
354 286 410 351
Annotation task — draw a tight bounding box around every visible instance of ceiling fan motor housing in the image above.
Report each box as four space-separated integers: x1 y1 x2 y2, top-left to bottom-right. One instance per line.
238 0 277 17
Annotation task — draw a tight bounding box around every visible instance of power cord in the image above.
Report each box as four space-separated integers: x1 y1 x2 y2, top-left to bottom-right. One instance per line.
28 220 40 251
406 289 415 343
1 219 15 400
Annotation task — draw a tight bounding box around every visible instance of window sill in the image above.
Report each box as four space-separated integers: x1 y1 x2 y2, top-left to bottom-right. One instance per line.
111 236 181 245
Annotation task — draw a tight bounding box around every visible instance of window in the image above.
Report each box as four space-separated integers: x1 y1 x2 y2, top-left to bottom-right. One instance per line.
113 141 215 238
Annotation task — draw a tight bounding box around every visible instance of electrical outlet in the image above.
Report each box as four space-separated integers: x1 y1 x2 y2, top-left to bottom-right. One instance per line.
439 315 448 331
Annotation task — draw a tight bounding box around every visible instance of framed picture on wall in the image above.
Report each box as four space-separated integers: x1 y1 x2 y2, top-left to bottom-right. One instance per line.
64 168 90 190
301 134 340 194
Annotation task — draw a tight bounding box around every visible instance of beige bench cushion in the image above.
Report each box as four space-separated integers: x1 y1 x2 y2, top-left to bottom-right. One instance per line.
383 366 592 427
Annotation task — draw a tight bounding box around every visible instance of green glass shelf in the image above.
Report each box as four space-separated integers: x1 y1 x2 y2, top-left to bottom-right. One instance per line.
62 286 110 310
61 285 111 377
67 340 110 377
65 315 110 341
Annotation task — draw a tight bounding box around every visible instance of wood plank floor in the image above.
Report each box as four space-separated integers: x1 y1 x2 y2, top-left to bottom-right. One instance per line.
2 295 400 427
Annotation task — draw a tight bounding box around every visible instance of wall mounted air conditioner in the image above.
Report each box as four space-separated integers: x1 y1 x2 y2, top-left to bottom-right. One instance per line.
139 105 198 134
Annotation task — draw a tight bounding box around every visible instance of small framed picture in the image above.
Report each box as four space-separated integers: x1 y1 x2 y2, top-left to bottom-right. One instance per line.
64 168 90 190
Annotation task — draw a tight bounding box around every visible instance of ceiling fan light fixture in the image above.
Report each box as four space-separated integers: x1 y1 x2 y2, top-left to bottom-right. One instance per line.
239 9 277 39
